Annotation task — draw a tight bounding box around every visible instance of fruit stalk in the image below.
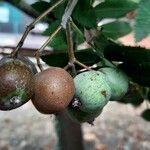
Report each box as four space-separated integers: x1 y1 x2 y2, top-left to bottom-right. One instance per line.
65 21 77 75
11 0 66 57
35 26 62 71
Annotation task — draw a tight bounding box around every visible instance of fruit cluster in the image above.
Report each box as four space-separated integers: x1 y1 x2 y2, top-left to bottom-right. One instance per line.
0 56 129 123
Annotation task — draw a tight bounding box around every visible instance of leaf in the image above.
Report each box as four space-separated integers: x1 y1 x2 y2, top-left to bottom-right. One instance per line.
43 21 67 50
31 1 51 13
101 21 132 39
73 0 97 28
141 109 150 121
52 1 66 19
41 49 101 67
95 0 138 19
103 43 150 63
119 63 150 87
93 34 110 56
134 0 150 41
13 0 21 4
118 84 144 106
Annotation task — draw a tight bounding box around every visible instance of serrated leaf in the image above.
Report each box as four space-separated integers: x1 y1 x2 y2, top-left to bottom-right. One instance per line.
73 0 97 28
102 21 132 39
103 43 150 63
95 0 138 19
41 49 100 67
141 109 150 121
134 0 150 41
95 41 150 86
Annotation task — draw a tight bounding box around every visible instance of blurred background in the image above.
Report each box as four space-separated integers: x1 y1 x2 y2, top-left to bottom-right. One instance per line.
0 1 150 150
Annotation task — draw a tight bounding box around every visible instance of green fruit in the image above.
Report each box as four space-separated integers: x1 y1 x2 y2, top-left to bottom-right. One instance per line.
99 67 129 101
74 71 111 112
67 104 102 123
32 67 75 114
0 56 36 110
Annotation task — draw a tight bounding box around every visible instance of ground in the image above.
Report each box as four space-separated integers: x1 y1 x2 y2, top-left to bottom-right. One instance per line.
0 100 149 150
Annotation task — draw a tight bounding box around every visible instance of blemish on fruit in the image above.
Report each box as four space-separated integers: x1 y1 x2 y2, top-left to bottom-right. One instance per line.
101 90 107 98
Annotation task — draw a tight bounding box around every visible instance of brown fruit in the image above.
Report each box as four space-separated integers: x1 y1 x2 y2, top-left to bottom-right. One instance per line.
0 56 36 110
32 67 75 114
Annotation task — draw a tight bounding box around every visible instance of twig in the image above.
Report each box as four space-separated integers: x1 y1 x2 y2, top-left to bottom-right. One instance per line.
36 50 43 71
11 0 66 58
71 20 116 68
75 60 92 71
35 26 62 71
61 0 78 29
38 26 62 53
65 21 77 76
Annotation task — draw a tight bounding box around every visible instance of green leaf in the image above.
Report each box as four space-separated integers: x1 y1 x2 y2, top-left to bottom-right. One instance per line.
103 43 150 63
101 21 132 39
41 49 101 67
13 0 21 4
118 84 144 106
141 109 150 121
43 21 67 50
119 63 150 87
52 1 66 19
73 0 97 28
134 0 150 41
31 1 51 13
95 0 138 19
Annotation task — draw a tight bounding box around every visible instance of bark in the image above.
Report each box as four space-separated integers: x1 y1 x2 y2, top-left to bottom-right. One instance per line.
55 111 84 150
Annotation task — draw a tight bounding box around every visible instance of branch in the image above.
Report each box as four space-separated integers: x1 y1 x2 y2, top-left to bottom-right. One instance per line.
61 0 78 28
5 0 39 19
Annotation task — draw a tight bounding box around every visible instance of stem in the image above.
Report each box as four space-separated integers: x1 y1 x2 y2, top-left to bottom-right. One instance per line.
66 22 76 62
71 21 104 58
11 0 66 58
66 21 77 76
36 51 43 71
75 60 92 71
35 26 62 71
38 26 62 53
61 0 78 29
71 21 116 68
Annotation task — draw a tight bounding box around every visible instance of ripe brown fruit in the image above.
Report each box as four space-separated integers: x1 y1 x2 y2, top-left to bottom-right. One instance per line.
0 56 36 110
32 67 75 114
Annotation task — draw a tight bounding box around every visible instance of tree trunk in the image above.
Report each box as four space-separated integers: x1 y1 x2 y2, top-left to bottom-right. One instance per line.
55 111 84 150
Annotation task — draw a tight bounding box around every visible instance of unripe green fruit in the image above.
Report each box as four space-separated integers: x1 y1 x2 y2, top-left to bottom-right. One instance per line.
74 71 111 112
67 105 102 123
99 67 129 101
0 56 36 110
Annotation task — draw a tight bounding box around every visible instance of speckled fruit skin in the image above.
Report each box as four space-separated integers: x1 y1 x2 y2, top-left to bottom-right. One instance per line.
99 67 129 101
67 106 102 123
32 67 75 114
0 56 35 110
74 71 111 112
